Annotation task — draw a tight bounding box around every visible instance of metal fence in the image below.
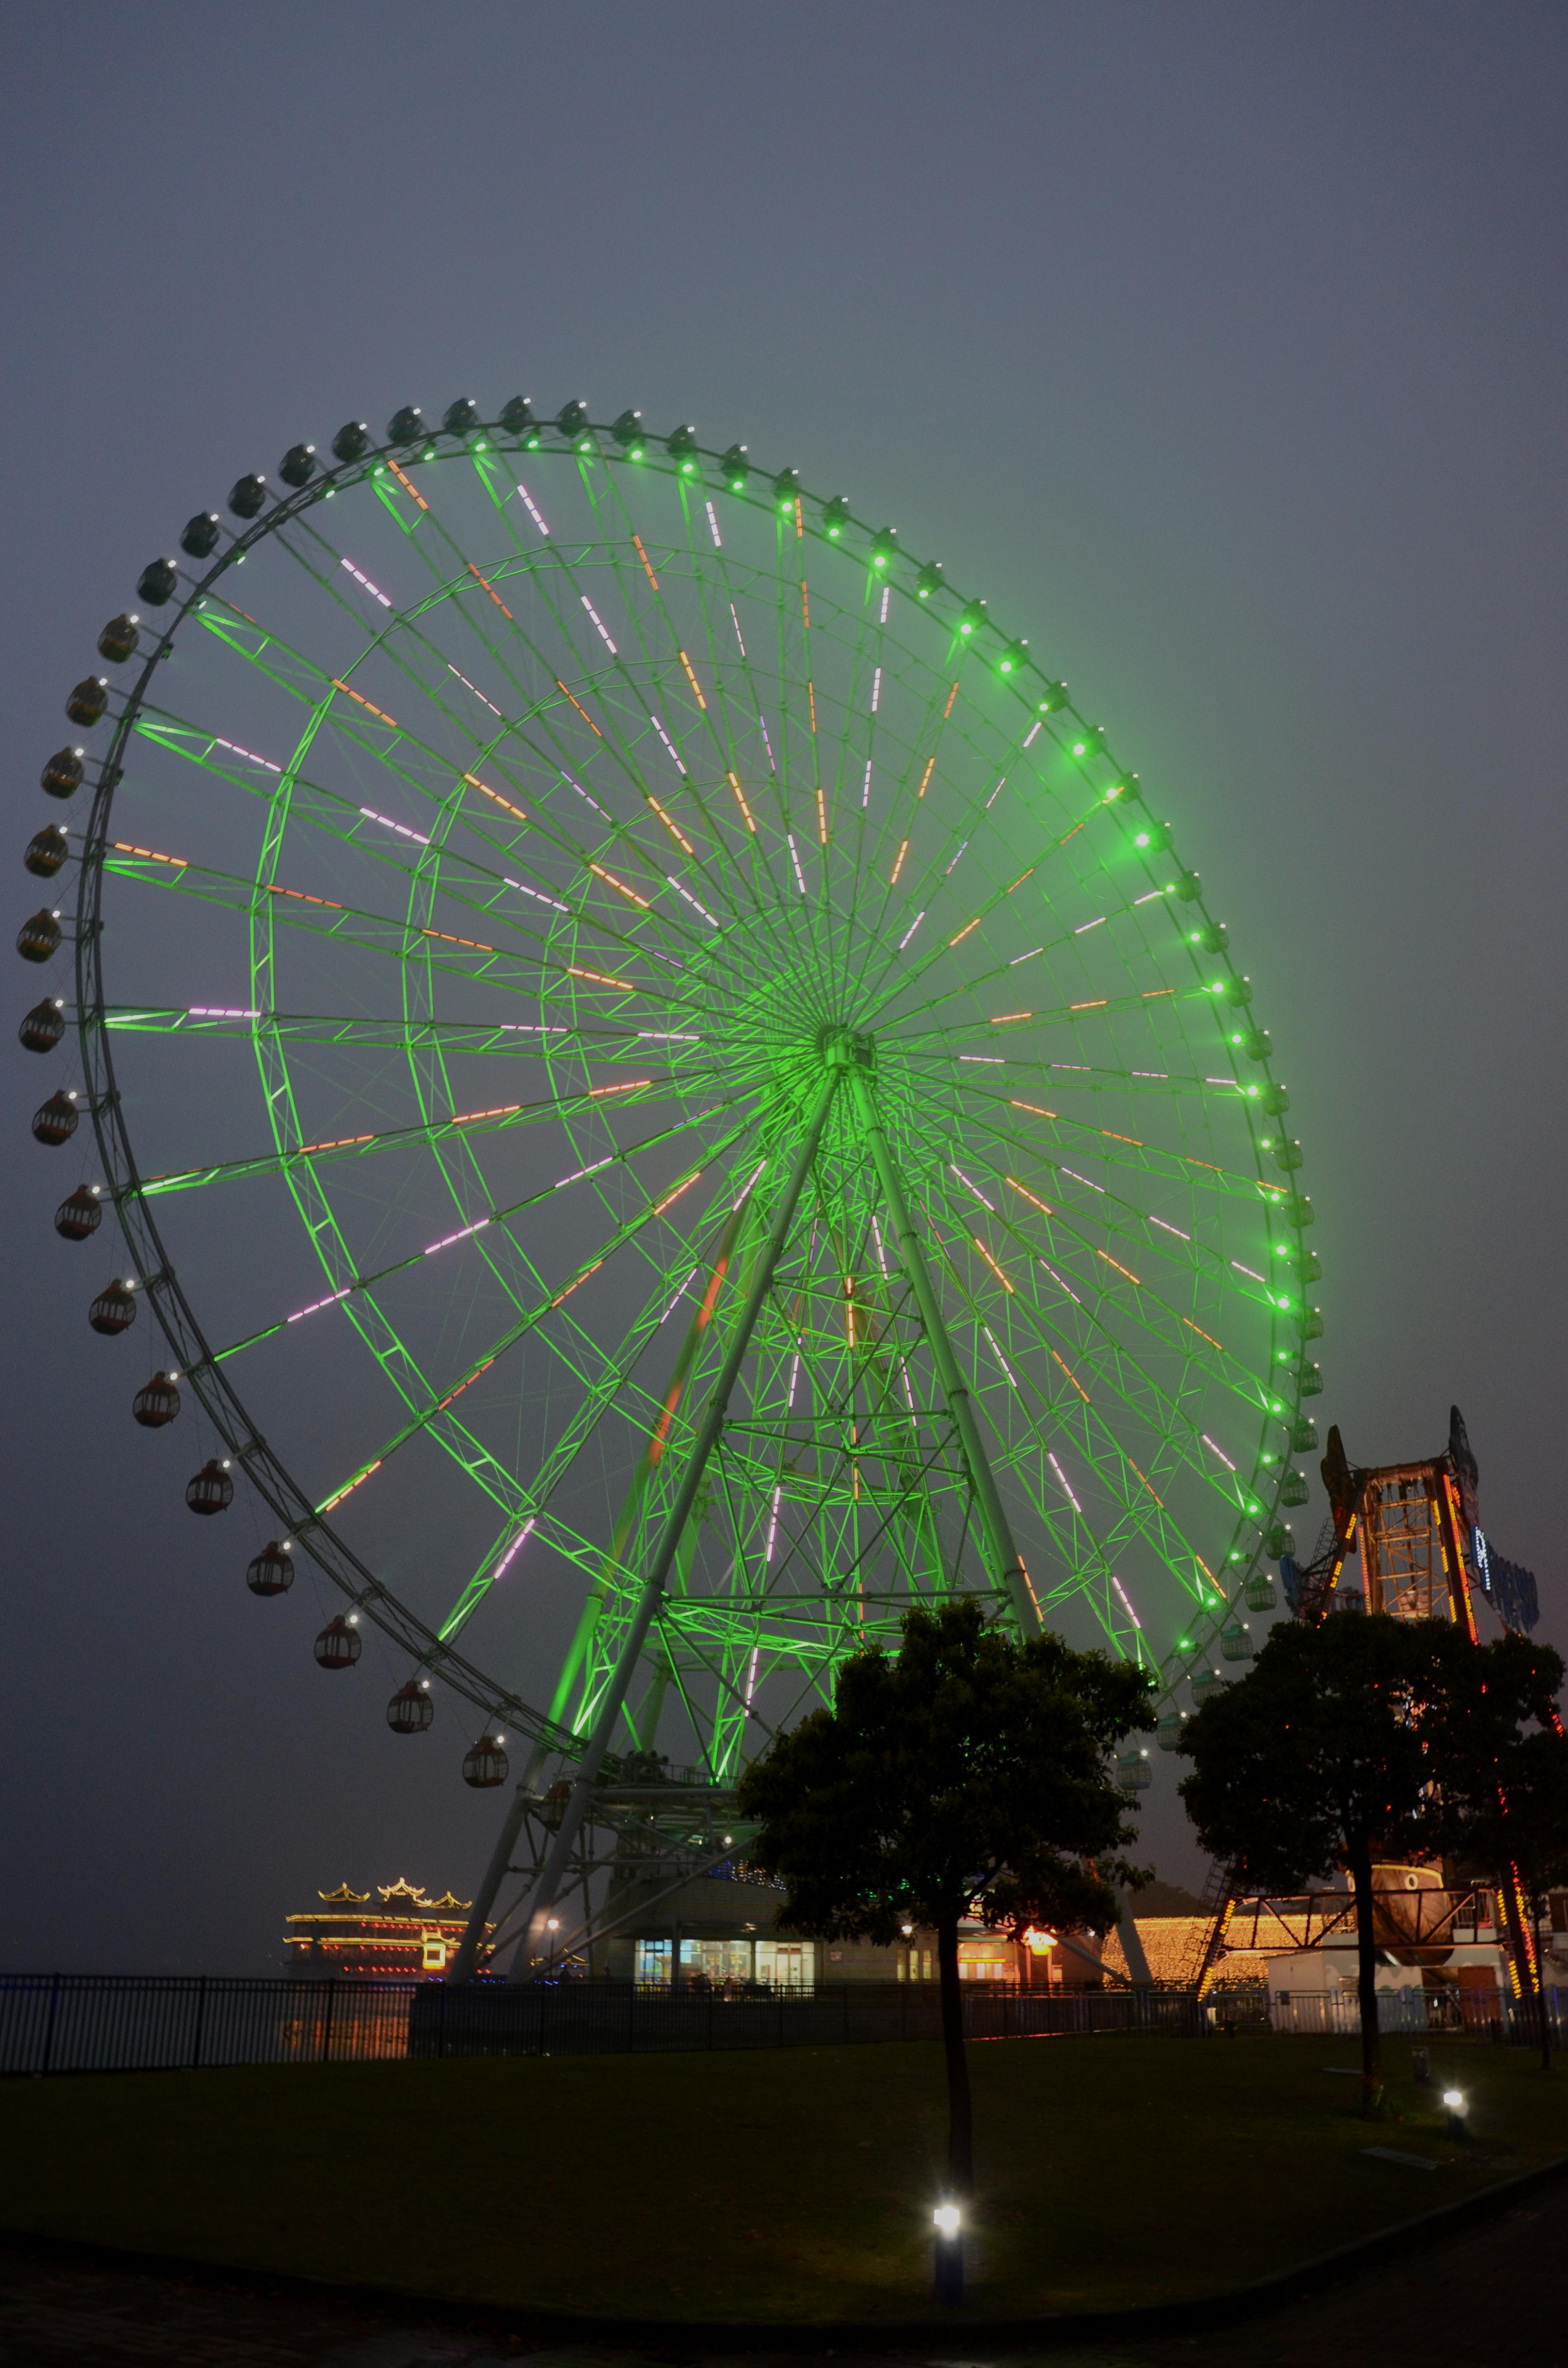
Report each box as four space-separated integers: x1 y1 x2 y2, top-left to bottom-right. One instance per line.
0 1973 1200 2076
5 1972 1559 2076
1270 1983 1568 2039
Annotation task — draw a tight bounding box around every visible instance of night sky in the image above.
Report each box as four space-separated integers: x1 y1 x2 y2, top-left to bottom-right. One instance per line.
4 3 1564 1972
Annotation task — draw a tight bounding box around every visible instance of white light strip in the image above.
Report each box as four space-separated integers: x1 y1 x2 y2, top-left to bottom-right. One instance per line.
340 557 392 608
360 805 430 846
580 596 618 654
516 483 550 536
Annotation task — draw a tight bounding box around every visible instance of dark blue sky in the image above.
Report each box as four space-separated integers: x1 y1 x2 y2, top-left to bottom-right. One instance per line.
4 2 1565 1969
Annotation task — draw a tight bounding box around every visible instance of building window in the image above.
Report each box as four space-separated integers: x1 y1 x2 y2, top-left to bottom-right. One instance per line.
755 1939 814 1991
635 1938 672 1986
679 1939 753 1987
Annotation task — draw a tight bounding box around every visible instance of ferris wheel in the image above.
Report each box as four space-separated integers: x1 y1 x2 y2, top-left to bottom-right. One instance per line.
23 395 1322 1967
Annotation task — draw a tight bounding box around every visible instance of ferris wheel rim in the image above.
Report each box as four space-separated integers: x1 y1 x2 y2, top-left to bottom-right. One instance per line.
58 401 1318 1759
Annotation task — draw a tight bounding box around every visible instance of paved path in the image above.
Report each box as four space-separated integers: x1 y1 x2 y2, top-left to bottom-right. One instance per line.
0 2173 1559 2368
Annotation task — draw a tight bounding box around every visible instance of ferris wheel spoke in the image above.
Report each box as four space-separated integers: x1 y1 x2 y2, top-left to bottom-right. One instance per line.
290 1105 772 1542
889 1089 1267 1546
382 481 794 957
909 1201 1231 1639
927 1082 1283 1300
204 1095 762 1369
569 473 806 969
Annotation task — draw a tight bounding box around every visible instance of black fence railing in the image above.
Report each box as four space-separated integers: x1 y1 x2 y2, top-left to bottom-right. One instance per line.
5 1972 1556 2077
0 1974 1202 2076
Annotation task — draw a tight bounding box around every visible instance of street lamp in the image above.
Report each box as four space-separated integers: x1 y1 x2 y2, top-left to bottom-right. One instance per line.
1442 2087 1468 2138
932 2201 963 2305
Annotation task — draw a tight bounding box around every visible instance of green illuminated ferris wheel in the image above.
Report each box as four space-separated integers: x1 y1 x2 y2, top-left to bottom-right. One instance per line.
33 394 1321 1951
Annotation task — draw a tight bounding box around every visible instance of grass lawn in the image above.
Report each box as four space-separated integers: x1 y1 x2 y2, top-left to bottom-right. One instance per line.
1 2032 1563 2324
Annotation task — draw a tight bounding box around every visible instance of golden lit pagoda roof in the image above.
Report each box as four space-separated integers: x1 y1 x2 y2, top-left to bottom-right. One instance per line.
377 1877 429 1902
318 1881 371 1903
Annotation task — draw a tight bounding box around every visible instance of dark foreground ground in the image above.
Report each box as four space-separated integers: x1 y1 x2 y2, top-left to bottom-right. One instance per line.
0 2165 1561 2368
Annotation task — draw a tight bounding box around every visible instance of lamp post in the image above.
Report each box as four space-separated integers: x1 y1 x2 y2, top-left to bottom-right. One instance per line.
1442 2087 1468 2139
933 2201 964 2305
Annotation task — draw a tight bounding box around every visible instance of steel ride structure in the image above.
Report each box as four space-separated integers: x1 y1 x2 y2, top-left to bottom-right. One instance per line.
22 396 1323 1977
1186 1405 1548 2002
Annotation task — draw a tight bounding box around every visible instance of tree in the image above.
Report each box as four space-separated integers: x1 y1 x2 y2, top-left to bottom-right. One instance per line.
1421 1633 1568 2071
735 1598 1152 2195
1177 1613 1466 2110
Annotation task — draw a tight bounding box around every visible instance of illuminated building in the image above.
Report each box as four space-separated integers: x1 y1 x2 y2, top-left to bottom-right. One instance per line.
283 1877 489 1978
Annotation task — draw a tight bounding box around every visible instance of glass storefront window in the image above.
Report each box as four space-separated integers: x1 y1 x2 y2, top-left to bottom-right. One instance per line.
635 1938 672 1985
679 1939 753 1986
755 1938 814 1991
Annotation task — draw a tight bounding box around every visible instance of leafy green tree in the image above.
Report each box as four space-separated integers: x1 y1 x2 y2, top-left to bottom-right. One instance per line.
1420 1633 1568 2070
1177 1613 1466 2108
736 1598 1152 2194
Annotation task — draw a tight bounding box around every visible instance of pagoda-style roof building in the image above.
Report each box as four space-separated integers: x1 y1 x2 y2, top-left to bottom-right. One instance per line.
284 1878 490 1978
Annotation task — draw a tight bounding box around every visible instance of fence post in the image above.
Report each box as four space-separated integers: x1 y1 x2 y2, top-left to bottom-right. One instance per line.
190 1974 208 2071
39 1973 61 2077
320 1976 337 2065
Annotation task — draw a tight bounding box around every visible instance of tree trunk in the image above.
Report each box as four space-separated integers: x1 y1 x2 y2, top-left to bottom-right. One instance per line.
936 1915 973 2196
1346 1835 1382 2111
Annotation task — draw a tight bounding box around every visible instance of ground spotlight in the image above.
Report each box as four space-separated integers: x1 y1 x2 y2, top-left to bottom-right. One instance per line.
932 2201 963 2305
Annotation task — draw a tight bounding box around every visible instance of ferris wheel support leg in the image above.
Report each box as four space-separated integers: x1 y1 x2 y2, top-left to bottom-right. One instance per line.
503 1066 845 1982
447 1742 552 1982
851 1070 1040 1638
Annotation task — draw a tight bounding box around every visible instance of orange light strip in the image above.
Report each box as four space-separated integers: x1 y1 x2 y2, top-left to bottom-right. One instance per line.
890 838 909 884
422 926 495 951
1005 1176 1053 1214
991 1010 1032 1025
385 457 428 510
1070 998 1108 1012
1142 987 1175 999
1125 1453 1165 1507
801 580 811 628
463 772 528 822
646 795 694 854
1010 1100 1057 1118
943 682 959 718
590 862 650 909
917 756 936 799
1183 1316 1223 1351
651 1170 703 1218
466 562 514 620
555 680 604 738
816 781 828 845
1006 868 1035 894
298 1131 375 1154
1098 1250 1141 1285
269 885 345 911
112 841 189 867
318 1459 383 1513
568 963 635 990
551 1260 605 1308
794 497 804 538
437 1355 497 1411
1101 1129 1143 1145
948 917 981 946
332 680 400 728
1051 1348 1091 1402
973 1237 1015 1292
727 771 757 832
678 650 707 710
452 1102 523 1125
808 682 817 733
589 1078 652 1097
632 533 660 589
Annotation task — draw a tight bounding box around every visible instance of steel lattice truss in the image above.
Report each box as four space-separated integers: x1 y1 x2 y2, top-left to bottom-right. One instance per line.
50 402 1322 1793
